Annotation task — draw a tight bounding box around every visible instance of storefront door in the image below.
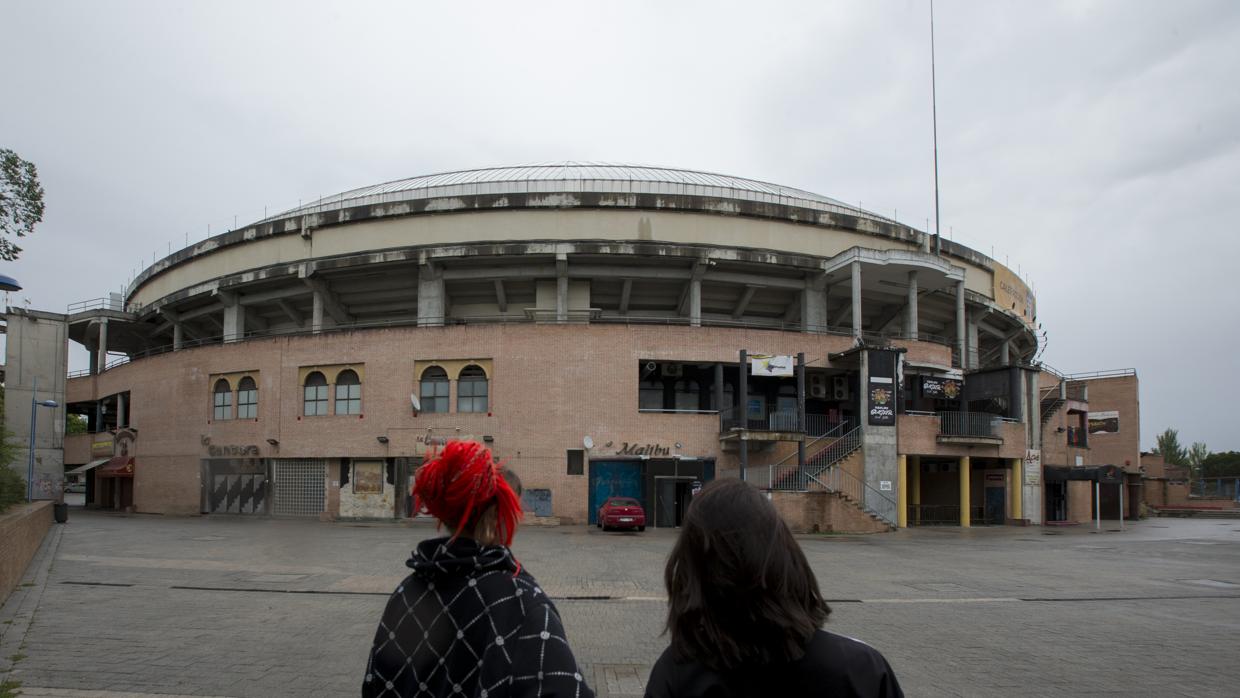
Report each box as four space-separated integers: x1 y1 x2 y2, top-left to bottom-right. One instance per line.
588 460 643 525
654 477 695 528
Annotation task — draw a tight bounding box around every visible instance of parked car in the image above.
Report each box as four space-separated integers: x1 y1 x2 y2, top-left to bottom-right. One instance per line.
597 497 646 532
64 481 86 494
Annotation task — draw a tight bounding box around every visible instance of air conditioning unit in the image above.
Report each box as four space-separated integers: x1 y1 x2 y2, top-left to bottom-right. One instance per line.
809 374 828 399
662 364 683 378
832 376 850 401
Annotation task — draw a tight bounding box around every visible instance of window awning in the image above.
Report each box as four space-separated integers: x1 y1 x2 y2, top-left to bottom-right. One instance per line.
97 456 135 478
65 458 111 476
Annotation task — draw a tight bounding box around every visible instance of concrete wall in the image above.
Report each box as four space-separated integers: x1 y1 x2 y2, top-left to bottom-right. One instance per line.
3 309 69 500
131 208 1001 308
0 501 53 603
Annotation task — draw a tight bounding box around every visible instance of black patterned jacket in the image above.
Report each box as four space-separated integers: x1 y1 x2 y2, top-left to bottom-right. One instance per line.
364 536 594 698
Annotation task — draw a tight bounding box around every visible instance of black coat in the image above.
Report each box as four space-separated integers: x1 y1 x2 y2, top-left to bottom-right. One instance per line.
644 629 903 698
364 536 594 698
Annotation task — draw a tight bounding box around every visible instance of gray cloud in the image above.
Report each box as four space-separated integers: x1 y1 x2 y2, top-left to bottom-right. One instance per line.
2 0 1237 450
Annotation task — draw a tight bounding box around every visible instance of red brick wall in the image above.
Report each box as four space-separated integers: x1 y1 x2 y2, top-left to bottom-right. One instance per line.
768 490 890 534
0 501 53 603
1079 375 1141 473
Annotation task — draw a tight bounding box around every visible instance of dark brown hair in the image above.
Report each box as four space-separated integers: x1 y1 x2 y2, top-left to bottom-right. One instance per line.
664 478 829 672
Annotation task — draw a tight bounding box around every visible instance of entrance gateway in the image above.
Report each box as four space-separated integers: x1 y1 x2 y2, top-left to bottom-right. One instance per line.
272 458 326 517
588 458 715 527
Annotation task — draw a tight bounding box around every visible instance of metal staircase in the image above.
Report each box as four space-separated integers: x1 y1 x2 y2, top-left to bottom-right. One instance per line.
760 424 895 528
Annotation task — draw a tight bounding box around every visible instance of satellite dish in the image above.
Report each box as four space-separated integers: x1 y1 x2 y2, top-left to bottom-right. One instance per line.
410 394 421 411
583 435 594 450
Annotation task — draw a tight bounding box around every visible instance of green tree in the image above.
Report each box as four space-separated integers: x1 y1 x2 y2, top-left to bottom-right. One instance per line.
1200 451 1240 479
66 413 87 435
0 148 45 261
0 426 23 512
1152 428 1188 466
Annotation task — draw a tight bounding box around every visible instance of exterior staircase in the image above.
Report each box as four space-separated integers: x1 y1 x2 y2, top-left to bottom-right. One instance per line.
759 425 897 531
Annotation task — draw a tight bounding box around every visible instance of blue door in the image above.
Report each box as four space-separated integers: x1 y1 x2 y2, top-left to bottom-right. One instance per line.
588 460 643 525
985 486 1006 525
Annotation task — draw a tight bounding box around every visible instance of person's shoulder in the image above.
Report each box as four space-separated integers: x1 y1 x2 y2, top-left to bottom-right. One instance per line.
805 630 902 694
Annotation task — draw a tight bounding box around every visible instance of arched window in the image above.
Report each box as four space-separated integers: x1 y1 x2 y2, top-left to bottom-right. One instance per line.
335 369 362 415
237 376 258 419
419 367 449 413
212 379 232 420
304 371 328 416
457 365 488 413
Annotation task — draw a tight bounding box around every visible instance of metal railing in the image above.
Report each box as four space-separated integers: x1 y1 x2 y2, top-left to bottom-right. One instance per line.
937 411 1000 438
63 310 958 378
67 297 139 314
765 424 864 493
765 421 852 471
908 505 986 526
719 405 803 433
818 464 898 526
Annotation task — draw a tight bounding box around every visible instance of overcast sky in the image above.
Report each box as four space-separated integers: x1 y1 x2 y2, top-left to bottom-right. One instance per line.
3 1 1238 451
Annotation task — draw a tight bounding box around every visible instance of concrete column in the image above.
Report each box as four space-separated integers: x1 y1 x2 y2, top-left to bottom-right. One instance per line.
966 317 980 371
418 265 445 327
223 303 245 343
959 455 971 527
796 353 806 467
955 280 966 369
803 279 828 333
851 260 862 340
906 271 919 340
1010 458 1023 521
172 323 184 351
87 342 99 375
311 291 325 334
713 363 724 413
117 393 126 429
689 276 701 328
738 349 748 483
911 455 921 525
556 275 568 323
97 319 109 372
1000 340 1011 366
897 454 908 528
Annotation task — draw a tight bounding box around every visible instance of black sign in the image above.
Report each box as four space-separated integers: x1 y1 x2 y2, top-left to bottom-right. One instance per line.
921 376 962 400
867 350 898 427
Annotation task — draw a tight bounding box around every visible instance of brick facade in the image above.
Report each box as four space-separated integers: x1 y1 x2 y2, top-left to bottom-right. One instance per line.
0 501 53 603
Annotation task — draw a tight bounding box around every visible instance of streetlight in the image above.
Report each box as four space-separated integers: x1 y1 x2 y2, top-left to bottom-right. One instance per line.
27 376 60 501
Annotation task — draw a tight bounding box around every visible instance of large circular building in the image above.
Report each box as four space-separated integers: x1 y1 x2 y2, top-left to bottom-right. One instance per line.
63 163 1060 530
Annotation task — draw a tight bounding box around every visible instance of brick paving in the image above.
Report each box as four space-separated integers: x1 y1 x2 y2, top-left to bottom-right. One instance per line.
2 511 1239 697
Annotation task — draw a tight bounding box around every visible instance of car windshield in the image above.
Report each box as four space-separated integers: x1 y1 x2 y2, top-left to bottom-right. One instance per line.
610 498 639 507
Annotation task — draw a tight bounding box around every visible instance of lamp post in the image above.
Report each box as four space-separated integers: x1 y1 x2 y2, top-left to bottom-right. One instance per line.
27 376 60 501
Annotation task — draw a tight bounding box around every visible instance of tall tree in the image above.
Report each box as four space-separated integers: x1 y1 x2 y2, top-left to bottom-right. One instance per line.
0 148 46 261
1153 428 1188 466
1187 442 1210 479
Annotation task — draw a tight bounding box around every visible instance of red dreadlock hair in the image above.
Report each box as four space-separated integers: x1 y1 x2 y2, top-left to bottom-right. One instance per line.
413 439 523 548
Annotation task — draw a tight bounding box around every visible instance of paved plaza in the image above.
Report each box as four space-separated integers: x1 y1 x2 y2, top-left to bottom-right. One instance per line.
2 509 1240 697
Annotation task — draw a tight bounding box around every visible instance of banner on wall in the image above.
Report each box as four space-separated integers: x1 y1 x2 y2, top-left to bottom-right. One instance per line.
866 350 898 427
921 376 962 400
1087 411 1119 434
750 354 794 376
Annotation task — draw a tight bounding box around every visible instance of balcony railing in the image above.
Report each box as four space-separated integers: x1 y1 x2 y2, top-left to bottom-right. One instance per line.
719 406 844 434
937 411 1000 438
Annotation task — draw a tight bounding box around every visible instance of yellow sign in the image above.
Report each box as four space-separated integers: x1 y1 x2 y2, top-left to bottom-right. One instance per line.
992 263 1036 328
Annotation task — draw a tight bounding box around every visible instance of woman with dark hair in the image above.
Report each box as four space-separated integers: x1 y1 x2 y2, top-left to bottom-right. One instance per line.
645 478 902 698
364 440 593 698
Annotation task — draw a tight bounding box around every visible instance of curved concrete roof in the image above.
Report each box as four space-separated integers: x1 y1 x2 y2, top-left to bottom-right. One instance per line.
270 161 894 225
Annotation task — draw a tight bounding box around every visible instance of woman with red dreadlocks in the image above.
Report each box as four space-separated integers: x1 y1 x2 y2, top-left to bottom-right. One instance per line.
363 440 594 698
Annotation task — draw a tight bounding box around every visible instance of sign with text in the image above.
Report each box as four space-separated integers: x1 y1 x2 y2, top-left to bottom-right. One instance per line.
866 350 898 427
1087 411 1119 435
921 376 962 400
1023 449 1041 485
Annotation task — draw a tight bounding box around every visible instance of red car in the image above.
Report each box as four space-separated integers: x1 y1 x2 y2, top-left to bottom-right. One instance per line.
597 497 646 532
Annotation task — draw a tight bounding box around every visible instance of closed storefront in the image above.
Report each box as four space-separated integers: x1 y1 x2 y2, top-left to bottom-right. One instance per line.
271 458 326 517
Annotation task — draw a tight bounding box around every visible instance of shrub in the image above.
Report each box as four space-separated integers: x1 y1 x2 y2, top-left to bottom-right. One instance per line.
0 465 25 513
